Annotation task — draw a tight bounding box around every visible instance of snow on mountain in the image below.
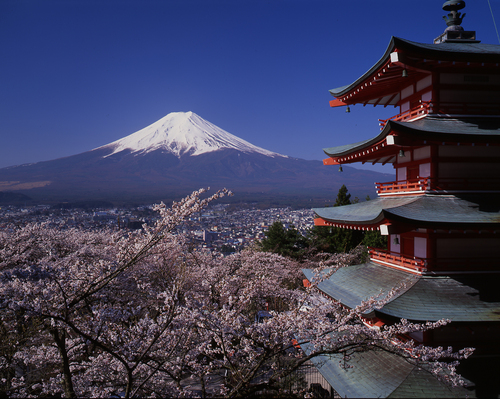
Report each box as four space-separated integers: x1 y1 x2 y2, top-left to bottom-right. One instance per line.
97 111 287 159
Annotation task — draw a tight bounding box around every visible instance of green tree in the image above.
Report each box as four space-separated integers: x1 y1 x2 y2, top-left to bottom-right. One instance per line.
260 220 308 259
362 230 388 249
335 184 351 206
308 185 363 254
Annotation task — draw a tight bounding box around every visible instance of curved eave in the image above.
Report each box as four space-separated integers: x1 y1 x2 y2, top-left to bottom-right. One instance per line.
390 117 500 144
381 274 500 322
383 194 500 229
302 263 419 314
313 197 420 227
299 338 472 398
329 37 402 98
323 122 393 165
313 195 500 229
303 263 500 322
323 117 500 165
329 37 500 107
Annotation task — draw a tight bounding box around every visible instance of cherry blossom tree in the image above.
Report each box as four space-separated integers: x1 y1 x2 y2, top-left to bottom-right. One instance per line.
0 189 472 398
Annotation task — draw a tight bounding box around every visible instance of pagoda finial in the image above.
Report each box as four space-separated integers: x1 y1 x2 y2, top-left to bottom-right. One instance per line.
442 0 466 31
434 0 478 43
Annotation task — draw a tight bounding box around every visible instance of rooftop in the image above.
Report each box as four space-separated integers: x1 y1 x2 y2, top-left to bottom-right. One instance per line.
303 262 500 322
313 194 500 229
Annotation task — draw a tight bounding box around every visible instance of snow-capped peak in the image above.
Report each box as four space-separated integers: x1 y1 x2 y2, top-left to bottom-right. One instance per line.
97 111 286 159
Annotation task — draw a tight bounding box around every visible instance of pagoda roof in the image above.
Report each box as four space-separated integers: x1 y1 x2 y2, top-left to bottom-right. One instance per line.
323 116 500 162
313 194 500 229
303 262 500 322
299 342 473 398
329 37 500 107
302 263 419 312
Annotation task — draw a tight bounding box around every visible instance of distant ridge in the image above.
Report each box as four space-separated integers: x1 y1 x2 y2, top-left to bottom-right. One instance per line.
0 112 394 205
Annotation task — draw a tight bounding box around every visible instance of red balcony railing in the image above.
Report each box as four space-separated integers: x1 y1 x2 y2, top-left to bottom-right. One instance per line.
375 178 429 195
369 248 500 273
369 248 427 273
379 102 431 129
376 177 500 195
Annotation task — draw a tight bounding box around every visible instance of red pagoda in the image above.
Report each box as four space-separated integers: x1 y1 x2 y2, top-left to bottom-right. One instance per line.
306 1 500 397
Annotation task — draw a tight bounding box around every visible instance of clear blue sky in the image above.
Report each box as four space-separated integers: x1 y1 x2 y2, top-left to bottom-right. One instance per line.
1 0 499 172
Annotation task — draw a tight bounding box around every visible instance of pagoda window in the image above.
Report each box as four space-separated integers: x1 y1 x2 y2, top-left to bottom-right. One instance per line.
414 237 427 259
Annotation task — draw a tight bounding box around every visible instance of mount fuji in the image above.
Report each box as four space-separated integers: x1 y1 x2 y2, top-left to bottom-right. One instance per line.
99 111 285 159
0 112 393 205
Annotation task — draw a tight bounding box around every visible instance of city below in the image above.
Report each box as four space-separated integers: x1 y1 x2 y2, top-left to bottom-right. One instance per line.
0 203 314 254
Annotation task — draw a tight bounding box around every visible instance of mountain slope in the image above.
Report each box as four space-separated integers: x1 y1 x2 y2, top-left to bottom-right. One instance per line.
0 112 394 204
98 111 285 159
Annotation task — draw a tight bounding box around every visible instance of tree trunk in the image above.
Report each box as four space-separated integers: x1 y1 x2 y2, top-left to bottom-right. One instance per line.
51 327 77 399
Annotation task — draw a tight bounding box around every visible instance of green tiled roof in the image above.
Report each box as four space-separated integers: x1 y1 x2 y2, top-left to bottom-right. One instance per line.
323 117 500 157
383 274 500 322
302 263 419 314
313 197 418 225
300 341 473 398
329 37 500 97
313 194 500 228
303 262 500 322
392 117 500 137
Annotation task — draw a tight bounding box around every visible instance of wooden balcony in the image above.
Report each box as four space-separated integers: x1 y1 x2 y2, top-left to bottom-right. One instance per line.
375 178 429 195
369 248 427 274
369 248 500 274
376 177 500 195
379 102 431 129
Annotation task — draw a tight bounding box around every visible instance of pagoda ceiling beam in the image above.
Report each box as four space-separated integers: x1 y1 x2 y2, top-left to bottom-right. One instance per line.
381 156 395 165
384 93 399 107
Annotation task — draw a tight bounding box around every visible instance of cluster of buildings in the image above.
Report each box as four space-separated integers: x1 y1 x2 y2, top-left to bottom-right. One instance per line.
181 205 313 253
0 203 313 254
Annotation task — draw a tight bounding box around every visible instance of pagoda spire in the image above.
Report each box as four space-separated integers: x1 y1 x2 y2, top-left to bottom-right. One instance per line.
442 0 466 30
434 0 479 43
